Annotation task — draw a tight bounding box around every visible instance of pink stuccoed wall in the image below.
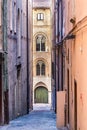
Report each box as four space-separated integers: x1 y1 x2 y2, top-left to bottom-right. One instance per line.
56 91 65 128
72 23 87 130
63 0 87 130
75 0 87 23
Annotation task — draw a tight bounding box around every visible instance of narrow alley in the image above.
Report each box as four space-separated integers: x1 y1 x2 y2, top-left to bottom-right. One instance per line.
1 0 87 130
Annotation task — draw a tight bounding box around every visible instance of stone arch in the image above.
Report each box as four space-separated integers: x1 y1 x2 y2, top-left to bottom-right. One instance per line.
34 32 48 41
34 82 48 90
34 57 48 67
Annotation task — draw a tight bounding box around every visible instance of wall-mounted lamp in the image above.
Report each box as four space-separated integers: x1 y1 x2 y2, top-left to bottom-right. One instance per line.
70 17 76 24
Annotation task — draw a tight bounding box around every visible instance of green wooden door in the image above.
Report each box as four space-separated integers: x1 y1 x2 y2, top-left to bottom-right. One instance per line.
35 86 48 103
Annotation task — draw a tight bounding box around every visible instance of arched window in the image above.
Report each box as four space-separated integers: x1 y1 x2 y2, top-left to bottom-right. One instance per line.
41 63 45 75
36 35 46 51
36 61 45 76
36 63 40 75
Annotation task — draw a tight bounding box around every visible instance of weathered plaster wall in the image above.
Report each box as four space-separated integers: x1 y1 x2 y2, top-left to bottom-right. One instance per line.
7 0 28 120
63 0 87 130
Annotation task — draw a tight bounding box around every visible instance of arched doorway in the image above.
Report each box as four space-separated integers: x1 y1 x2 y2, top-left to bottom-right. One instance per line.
34 86 48 103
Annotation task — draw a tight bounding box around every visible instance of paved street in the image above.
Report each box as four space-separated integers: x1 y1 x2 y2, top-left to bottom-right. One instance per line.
0 104 56 130
0 104 68 130
33 103 51 110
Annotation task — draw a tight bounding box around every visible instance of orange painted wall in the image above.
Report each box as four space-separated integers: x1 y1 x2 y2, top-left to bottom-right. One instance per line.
72 25 87 130
63 0 87 130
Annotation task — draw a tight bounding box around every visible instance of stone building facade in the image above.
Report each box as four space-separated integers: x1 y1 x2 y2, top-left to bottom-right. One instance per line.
0 0 32 125
33 0 52 106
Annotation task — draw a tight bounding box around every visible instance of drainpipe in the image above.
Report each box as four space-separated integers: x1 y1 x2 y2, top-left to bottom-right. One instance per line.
57 0 63 91
54 4 56 113
54 47 56 113
57 0 59 91
26 0 30 114
61 0 63 91
3 0 9 124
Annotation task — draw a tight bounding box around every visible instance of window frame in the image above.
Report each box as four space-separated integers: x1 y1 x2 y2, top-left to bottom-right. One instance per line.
36 35 46 52
37 13 44 21
36 61 45 76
